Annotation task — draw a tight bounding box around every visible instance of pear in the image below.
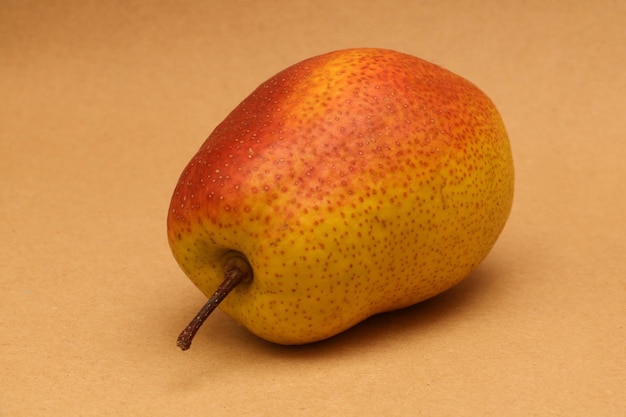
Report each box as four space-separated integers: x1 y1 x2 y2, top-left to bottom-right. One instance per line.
168 48 514 349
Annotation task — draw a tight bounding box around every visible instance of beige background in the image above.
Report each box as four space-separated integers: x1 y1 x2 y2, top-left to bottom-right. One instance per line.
2 1 625 415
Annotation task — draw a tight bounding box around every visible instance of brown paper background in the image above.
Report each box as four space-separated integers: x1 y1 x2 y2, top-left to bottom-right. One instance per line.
2 1 625 415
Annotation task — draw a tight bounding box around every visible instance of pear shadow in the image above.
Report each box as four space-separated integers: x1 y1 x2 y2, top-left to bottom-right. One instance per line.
237 259 506 361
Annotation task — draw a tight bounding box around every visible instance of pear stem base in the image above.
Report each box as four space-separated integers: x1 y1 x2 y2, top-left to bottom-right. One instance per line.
176 255 252 351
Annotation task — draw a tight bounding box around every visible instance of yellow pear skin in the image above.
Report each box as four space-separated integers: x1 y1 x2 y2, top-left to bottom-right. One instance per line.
168 48 514 347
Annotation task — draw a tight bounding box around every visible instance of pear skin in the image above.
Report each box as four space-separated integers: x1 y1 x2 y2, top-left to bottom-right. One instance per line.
168 48 514 347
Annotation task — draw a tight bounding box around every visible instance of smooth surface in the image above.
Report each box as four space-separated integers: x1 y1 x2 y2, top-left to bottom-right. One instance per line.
1 1 624 415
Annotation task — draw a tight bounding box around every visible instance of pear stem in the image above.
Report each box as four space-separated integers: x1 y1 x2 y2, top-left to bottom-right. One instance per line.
176 255 252 351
